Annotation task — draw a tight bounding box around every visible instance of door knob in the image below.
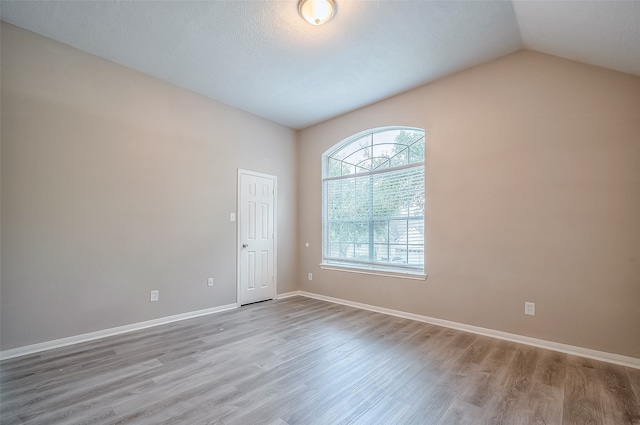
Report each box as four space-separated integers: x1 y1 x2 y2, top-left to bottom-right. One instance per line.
242 244 249 248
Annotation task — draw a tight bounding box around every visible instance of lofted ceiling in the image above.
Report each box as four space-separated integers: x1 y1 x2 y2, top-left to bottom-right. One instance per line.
1 1 639 129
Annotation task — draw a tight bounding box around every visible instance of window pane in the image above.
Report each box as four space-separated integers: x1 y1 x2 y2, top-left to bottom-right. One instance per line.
343 243 355 259
354 222 368 243
374 243 389 262
389 219 408 242
342 142 371 172
407 245 424 266
341 162 355 176
389 245 407 264
372 129 405 146
371 168 424 219
389 146 408 167
356 159 372 173
327 157 343 177
353 177 370 218
407 220 424 244
354 244 370 261
327 242 341 257
373 220 388 242
327 178 356 219
409 138 424 163
371 143 395 170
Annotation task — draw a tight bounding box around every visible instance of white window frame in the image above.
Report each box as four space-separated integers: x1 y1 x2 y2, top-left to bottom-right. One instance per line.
320 126 427 280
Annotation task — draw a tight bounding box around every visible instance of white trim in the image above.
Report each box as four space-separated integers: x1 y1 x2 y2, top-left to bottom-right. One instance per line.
320 263 427 281
276 291 302 299
237 169 278 306
0 303 238 361
296 291 640 370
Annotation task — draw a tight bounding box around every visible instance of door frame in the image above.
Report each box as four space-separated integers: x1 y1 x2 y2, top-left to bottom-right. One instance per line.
236 168 278 306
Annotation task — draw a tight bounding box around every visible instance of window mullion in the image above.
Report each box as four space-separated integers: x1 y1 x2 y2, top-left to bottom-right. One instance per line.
368 174 374 262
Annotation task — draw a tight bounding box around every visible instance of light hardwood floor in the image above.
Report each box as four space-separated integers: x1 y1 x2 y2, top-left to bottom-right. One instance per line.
1 296 639 424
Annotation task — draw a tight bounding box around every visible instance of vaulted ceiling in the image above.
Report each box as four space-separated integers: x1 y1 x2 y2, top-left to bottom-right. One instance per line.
2 1 639 129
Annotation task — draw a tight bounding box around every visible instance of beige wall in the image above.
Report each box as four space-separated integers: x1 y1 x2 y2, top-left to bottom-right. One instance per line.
0 23 298 351
298 51 640 358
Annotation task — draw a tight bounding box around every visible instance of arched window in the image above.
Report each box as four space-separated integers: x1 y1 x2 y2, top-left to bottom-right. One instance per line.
322 127 425 277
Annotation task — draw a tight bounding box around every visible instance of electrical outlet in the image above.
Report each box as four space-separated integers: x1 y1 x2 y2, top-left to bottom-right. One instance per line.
525 302 535 316
208 277 214 287
150 290 159 302
308 272 313 281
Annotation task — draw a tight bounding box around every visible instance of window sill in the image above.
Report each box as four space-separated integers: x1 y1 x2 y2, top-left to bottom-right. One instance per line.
320 263 427 281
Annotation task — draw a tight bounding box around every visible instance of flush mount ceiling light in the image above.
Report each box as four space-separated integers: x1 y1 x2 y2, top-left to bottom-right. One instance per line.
298 0 337 26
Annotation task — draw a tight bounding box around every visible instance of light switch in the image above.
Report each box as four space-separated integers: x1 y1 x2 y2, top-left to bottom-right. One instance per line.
230 213 236 222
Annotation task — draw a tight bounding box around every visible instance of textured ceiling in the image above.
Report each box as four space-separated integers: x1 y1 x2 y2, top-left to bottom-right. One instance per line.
1 1 639 129
513 1 640 77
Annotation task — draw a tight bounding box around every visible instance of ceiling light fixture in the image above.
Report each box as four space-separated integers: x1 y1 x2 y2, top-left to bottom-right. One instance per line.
298 0 337 26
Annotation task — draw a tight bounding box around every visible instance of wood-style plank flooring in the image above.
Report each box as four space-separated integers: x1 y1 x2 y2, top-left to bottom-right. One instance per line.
1 296 639 424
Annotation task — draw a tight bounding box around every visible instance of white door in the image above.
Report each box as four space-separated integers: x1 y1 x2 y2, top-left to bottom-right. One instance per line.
237 169 277 305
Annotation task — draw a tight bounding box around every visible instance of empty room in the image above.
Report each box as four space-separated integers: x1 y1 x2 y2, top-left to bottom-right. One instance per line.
1 1 639 424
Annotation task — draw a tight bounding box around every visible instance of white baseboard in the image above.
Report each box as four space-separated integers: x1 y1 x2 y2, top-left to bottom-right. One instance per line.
297 291 640 370
0 303 238 361
276 291 301 299
4 292 638 369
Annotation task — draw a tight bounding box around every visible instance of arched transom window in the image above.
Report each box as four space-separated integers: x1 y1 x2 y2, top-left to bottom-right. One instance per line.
322 127 425 277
